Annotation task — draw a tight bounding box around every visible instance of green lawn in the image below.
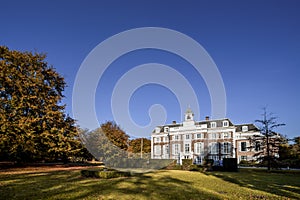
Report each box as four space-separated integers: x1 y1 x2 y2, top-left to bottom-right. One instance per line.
0 167 299 200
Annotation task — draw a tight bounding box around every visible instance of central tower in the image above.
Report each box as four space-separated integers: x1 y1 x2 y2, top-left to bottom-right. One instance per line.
183 107 195 126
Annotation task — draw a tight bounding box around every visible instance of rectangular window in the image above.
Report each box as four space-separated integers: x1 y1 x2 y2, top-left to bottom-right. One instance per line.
155 127 160 133
210 122 217 128
174 144 179 155
194 155 202 165
223 132 230 139
196 133 202 139
185 144 190 154
210 143 218 154
186 134 190 140
155 137 160 142
209 133 218 139
209 155 218 162
223 142 230 154
164 136 169 142
174 135 179 140
164 127 169 132
165 145 169 155
154 145 161 155
241 142 247 151
255 141 261 151
241 156 247 161
242 126 248 132
223 121 229 127
195 142 203 154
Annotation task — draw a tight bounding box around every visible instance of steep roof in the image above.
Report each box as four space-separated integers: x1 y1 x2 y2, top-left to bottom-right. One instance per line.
153 118 237 133
235 124 260 132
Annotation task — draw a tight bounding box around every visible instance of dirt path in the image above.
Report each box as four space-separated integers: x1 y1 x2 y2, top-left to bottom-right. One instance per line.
0 164 97 175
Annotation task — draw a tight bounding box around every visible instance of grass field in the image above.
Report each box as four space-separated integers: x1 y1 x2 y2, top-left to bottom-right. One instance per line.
0 167 299 200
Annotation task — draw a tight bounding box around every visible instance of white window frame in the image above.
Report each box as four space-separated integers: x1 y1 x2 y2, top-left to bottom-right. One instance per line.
241 156 247 161
154 145 161 155
174 135 179 140
223 120 229 127
155 127 160 133
210 122 217 128
210 142 218 154
242 126 248 132
174 144 179 155
194 155 203 165
164 136 169 142
223 142 231 154
195 142 203 154
184 143 190 154
241 142 247 152
196 133 202 139
209 133 218 139
185 134 190 140
209 155 219 162
164 127 169 132
164 145 169 155
223 132 230 139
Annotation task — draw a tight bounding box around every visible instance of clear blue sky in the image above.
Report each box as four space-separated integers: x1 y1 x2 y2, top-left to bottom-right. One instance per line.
1 0 299 139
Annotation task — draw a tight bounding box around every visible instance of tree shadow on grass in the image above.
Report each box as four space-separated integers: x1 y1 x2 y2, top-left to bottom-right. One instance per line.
0 169 222 200
74 171 223 200
108 173 218 199
206 169 300 199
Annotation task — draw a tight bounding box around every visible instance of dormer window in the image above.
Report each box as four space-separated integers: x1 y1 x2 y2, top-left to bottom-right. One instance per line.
164 127 169 132
210 122 217 128
155 127 161 133
223 121 229 127
242 126 248 132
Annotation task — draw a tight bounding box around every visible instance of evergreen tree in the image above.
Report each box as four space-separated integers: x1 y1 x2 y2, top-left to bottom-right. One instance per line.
251 108 285 170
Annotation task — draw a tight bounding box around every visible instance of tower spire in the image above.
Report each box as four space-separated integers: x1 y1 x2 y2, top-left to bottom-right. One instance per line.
185 106 194 121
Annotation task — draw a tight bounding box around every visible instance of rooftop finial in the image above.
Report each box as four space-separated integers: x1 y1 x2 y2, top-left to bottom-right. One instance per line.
185 106 193 114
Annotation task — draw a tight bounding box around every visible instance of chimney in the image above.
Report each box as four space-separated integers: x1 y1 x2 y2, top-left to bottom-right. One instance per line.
172 120 176 124
205 116 210 121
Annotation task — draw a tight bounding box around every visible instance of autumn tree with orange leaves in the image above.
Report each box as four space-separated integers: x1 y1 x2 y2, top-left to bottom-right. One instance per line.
0 46 82 162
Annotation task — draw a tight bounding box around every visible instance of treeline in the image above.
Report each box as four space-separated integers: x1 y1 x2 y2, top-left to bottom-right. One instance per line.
279 137 300 168
0 46 149 163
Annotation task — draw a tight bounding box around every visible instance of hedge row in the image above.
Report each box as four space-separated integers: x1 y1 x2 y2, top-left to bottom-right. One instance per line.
105 158 175 169
81 169 131 179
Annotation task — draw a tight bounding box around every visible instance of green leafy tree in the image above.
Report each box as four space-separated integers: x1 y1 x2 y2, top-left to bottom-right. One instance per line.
279 136 300 168
0 46 81 162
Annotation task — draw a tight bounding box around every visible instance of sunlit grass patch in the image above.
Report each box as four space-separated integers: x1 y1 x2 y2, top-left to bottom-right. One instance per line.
0 168 299 199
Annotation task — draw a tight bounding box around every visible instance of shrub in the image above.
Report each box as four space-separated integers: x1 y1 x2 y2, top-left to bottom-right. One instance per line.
81 168 131 179
189 165 203 172
202 159 214 171
164 160 182 170
181 159 193 170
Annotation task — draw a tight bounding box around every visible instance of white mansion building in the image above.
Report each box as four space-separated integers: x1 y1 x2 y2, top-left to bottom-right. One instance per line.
151 108 262 164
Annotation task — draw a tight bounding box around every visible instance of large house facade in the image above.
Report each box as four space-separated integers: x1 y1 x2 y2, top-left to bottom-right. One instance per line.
151 108 263 165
